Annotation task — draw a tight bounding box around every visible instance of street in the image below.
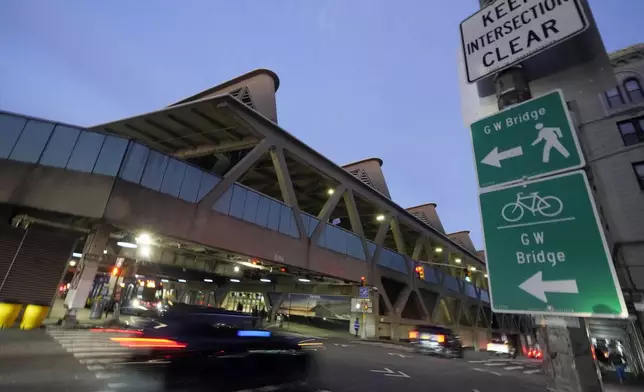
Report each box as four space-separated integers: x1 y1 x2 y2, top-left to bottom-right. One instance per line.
0 328 546 392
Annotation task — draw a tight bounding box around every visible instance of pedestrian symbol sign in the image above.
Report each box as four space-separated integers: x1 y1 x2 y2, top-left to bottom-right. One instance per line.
479 171 627 318
470 90 584 189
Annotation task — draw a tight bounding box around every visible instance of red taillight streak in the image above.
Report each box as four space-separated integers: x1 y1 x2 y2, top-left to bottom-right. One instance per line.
91 328 143 335
110 337 187 349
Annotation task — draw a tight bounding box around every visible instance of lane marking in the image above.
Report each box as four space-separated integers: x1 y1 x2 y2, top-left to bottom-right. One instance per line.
95 372 122 379
107 383 128 389
504 366 525 370
484 362 507 366
524 369 542 374
87 365 105 371
473 368 502 376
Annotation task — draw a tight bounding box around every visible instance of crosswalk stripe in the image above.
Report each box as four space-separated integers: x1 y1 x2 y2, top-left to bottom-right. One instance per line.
504 366 525 370
66 346 130 354
74 351 131 359
79 358 128 365
484 362 507 366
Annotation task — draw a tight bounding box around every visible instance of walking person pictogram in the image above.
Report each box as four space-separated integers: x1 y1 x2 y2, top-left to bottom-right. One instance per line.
531 123 570 163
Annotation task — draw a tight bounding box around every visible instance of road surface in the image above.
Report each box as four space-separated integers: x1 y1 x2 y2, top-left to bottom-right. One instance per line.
0 328 546 392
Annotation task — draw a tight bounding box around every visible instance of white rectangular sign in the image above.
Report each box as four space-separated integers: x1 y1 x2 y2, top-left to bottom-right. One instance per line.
460 0 588 83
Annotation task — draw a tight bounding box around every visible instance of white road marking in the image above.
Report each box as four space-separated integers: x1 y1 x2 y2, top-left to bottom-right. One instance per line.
95 372 122 379
504 366 525 370
74 351 131 359
484 362 508 366
473 368 502 376
107 382 128 389
87 365 105 371
523 369 542 374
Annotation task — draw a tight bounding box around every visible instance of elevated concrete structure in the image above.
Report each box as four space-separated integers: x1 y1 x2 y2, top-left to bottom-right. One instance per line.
0 69 533 343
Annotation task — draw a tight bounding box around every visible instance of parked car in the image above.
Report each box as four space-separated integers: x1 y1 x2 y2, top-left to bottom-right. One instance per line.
408 325 464 358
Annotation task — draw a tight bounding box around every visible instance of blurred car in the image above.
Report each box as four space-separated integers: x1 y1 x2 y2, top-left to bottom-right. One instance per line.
527 347 543 359
93 302 320 391
486 339 517 358
408 325 463 358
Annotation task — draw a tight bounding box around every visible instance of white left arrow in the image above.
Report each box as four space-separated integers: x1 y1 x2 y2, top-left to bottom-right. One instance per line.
481 146 523 168
519 271 578 302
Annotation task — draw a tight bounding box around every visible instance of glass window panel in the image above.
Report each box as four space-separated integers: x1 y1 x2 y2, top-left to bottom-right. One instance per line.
332 227 347 254
160 158 187 197
347 234 366 260
307 215 319 237
444 275 459 292
424 266 439 284
93 135 128 176
316 225 326 248
198 173 220 202
391 252 407 274
366 241 377 260
39 125 80 168
288 213 300 238
119 143 150 183
625 79 644 102
0 114 27 159
140 150 169 191
266 200 282 231
9 120 55 163
179 165 202 203
301 214 310 235
242 190 260 223
213 187 233 214
278 205 292 235
255 196 270 227
229 185 248 219
66 131 105 172
480 290 490 303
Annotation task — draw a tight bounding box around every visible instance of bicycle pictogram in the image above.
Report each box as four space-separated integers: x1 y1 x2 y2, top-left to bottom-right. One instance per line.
501 192 563 223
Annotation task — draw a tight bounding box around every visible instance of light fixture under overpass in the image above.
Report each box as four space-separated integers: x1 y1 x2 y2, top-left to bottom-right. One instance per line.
238 261 265 270
375 214 385 222
298 278 311 283
72 252 82 258
68 260 76 267
230 278 241 283
117 241 138 249
204 278 213 283
260 278 271 283
178 279 187 283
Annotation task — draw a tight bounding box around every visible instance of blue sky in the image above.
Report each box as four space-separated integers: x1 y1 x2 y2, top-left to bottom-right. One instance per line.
0 0 642 248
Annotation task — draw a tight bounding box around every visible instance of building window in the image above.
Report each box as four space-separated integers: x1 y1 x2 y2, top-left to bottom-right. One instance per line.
605 87 624 108
633 162 644 189
624 78 644 103
617 116 644 146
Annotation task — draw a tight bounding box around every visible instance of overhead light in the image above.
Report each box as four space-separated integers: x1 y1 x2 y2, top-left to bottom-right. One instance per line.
178 279 187 283
161 279 169 283
103 249 108 254
234 266 240 272
72 252 82 258
355 303 361 309
327 188 335 195
230 278 240 283
204 278 213 283
119 282 125 288
260 278 271 283
469 266 477 271
117 241 137 249
238 261 264 270
139 245 151 258
465 276 471 282
454 257 462 264
435 247 443 253
376 214 385 222
68 260 77 267
484 274 488 278
298 278 311 283
136 233 152 245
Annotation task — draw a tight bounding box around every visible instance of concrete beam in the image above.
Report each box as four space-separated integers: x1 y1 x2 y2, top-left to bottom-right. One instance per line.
393 286 412 317
310 185 347 243
173 137 260 158
198 138 270 208
269 147 307 240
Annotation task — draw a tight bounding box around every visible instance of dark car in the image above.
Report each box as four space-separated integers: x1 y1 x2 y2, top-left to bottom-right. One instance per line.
408 325 463 358
93 303 320 391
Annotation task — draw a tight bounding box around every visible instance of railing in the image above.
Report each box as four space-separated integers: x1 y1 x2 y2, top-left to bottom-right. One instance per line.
480 289 490 303
464 281 477 299
300 212 320 238
315 221 366 261
378 247 408 275
423 265 440 284
443 275 460 293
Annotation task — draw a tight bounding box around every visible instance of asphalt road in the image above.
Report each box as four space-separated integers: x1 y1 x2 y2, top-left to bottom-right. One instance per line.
0 329 546 392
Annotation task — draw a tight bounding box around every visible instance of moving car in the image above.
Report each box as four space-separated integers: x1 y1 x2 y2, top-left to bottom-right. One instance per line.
486 338 517 358
93 302 320 391
408 325 463 358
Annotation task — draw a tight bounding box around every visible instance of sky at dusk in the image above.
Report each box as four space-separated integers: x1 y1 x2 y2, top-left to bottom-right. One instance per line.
1 0 642 249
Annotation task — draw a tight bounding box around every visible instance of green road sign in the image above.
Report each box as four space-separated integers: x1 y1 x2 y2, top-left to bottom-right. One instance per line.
480 170 626 318
471 90 584 189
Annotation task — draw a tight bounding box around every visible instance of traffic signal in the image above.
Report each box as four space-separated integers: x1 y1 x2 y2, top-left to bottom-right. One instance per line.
415 265 425 280
464 268 471 282
360 276 366 286
111 266 120 276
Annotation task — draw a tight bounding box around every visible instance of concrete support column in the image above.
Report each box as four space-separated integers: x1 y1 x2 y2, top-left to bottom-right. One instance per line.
63 224 111 325
538 319 603 392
